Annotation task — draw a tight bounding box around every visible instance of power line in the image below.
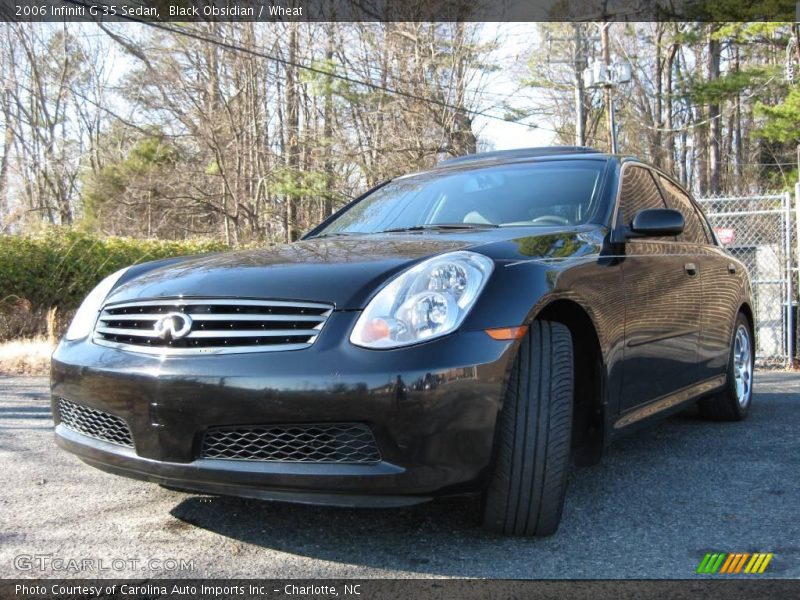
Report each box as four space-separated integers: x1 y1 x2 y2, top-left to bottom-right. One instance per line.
154 21 609 144
148 22 544 128
61 1 599 144
70 4 537 106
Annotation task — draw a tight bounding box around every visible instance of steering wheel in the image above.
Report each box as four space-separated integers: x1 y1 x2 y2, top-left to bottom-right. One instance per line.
530 215 571 226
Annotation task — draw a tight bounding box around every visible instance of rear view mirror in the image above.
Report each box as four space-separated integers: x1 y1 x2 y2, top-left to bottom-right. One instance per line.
629 208 684 238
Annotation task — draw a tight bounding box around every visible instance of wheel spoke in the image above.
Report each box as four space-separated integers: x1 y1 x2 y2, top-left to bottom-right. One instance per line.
733 325 752 408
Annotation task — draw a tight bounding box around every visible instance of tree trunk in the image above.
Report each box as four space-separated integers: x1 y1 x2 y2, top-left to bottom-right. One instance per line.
449 23 477 156
665 38 679 175
285 22 300 242
707 28 721 195
653 24 664 167
0 89 12 228
322 23 335 220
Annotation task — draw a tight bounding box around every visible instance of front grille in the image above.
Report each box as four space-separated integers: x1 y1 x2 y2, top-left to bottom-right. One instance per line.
58 398 133 447
93 298 333 355
201 423 381 464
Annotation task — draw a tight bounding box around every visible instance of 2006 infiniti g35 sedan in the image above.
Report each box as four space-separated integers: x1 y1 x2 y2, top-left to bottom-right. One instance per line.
51 147 754 536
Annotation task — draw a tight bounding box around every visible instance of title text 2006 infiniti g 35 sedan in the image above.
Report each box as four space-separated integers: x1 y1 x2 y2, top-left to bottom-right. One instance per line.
51 147 754 536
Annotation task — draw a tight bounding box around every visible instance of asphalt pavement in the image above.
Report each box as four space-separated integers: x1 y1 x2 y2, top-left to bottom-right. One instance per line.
0 373 798 579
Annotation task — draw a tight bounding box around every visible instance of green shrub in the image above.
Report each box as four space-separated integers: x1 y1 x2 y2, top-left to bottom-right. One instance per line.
0 230 229 340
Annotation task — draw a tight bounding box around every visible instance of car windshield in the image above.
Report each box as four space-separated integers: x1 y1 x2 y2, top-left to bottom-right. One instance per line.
317 159 606 235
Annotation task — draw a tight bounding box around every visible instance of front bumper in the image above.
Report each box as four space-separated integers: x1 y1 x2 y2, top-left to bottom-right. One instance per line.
51 311 516 507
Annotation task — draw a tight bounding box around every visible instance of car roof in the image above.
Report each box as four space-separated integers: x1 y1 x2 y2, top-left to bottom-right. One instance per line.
437 146 605 167
393 147 613 178
394 147 645 181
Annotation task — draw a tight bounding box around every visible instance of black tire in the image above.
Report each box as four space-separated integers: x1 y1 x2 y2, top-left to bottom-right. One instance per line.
482 320 574 536
699 312 753 421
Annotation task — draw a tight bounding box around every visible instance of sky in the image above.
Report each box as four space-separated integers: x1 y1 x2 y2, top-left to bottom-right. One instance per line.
70 22 559 152
471 23 558 150
478 116 558 150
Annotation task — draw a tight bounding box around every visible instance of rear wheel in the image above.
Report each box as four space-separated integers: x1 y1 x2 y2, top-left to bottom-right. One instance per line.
482 320 574 536
699 312 753 421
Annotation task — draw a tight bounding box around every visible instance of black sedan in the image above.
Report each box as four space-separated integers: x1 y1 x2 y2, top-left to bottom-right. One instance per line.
51 147 754 536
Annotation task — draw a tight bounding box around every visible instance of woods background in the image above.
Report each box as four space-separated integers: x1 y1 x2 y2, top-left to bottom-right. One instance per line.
1 20 800 348
2 21 800 245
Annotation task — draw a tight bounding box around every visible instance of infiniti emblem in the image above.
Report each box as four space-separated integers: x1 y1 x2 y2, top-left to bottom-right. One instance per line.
153 312 193 340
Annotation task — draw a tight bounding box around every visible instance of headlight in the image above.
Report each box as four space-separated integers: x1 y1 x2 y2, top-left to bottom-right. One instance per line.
64 267 129 341
350 251 493 349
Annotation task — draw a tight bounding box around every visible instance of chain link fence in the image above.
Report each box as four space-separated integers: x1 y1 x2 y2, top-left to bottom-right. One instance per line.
696 192 796 366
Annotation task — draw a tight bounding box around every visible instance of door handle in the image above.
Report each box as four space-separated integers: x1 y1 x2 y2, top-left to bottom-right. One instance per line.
728 263 737 274
684 262 697 276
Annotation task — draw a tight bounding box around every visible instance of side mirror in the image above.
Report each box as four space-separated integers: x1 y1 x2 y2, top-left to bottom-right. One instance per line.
629 208 684 238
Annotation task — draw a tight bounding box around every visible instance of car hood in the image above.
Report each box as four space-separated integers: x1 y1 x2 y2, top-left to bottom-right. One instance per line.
105 228 602 309
106 236 476 309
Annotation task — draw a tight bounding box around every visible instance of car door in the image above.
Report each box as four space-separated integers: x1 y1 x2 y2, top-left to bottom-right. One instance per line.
617 165 703 412
657 175 734 383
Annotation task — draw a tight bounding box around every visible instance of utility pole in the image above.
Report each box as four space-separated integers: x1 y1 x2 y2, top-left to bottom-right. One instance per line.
545 25 597 147
582 22 629 154
600 21 616 153
546 19 629 151
573 24 586 146
575 0 637 154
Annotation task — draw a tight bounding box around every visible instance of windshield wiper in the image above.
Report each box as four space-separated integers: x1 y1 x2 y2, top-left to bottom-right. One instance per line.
314 223 499 237
380 223 499 233
312 231 360 239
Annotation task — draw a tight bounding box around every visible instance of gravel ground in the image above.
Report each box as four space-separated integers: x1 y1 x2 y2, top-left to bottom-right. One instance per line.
0 373 798 579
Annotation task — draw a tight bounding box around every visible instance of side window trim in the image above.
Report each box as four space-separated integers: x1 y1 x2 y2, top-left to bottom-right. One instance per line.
612 162 676 242
686 193 718 246
655 173 711 246
691 203 714 244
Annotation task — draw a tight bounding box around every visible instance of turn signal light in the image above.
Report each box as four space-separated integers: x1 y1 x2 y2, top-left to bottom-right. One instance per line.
485 326 528 341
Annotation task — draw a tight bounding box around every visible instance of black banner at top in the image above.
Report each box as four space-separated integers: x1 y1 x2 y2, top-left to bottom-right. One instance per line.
0 0 797 22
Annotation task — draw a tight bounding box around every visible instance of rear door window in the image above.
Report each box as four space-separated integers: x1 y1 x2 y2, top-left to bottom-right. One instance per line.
657 176 709 245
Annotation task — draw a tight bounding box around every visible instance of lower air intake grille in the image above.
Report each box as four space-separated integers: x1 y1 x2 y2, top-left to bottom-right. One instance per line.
201 423 381 464
58 398 133 448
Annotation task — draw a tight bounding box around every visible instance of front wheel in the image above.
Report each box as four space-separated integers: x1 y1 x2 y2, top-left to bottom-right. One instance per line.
699 312 754 421
481 320 574 536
